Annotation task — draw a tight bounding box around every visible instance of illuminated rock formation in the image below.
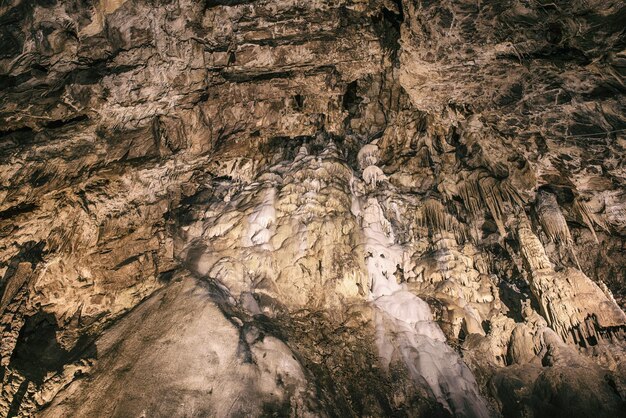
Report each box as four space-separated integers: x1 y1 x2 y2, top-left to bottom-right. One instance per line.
1 0 625 417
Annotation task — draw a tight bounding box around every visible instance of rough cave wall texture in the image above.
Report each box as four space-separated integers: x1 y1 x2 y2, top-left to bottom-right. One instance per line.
0 0 625 417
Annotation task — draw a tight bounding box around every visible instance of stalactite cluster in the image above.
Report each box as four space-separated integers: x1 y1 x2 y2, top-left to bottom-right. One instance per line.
1 0 625 417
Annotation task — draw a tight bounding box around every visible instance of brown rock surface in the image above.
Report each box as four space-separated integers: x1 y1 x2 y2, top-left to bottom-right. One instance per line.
0 0 625 417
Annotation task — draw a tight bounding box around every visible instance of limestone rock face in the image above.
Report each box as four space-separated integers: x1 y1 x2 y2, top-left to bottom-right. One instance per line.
1 0 625 417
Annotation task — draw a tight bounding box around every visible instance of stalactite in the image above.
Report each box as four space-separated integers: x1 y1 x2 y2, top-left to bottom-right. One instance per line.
458 175 524 238
517 216 626 346
357 144 380 168
572 197 609 243
535 190 582 268
418 199 467 243
531 268 626 345
478 177 508 237
458 177 482 216
534 190 572 245
362 165 387 186
2 0 626 416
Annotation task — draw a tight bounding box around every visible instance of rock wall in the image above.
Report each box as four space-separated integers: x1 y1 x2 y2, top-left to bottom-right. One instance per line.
0 0 625 417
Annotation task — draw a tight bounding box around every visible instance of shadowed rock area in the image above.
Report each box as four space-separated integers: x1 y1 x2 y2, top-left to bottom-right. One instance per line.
0 0 625 417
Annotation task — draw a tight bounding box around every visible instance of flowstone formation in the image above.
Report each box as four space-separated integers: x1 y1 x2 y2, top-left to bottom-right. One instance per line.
1 0 625 417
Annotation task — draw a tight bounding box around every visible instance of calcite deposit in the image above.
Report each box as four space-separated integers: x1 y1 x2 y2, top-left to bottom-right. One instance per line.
1 0 625 417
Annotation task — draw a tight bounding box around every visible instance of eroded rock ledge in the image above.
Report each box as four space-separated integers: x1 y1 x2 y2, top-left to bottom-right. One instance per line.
1 0 625 417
